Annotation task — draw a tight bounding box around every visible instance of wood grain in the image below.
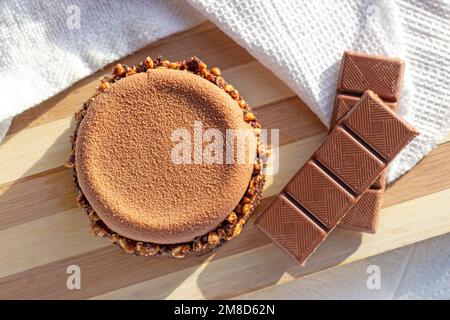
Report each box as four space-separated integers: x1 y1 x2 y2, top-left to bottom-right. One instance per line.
0 22 449 299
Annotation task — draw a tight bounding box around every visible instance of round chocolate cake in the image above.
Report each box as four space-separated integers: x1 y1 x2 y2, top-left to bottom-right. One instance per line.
66 57 266 258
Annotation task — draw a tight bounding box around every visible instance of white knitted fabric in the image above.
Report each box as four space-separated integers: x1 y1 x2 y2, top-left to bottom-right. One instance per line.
187 0 450 182
0 0 205 141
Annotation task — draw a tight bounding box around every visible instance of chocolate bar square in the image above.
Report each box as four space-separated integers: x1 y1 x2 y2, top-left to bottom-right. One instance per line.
337 51 404 101
331 94 397 129
343 91 417 161
314 127 385 194
285 160 354 229
339 189 383 233
256 195 327 262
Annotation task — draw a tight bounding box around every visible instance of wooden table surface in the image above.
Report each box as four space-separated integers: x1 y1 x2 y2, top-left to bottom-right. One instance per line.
1 22 449 299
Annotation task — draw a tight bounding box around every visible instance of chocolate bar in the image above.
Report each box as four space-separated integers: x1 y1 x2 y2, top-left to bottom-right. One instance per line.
332 52 404 233
255 90 418 264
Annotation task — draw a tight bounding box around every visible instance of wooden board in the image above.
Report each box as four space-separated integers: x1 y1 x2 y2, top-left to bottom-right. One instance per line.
0 22 449 300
